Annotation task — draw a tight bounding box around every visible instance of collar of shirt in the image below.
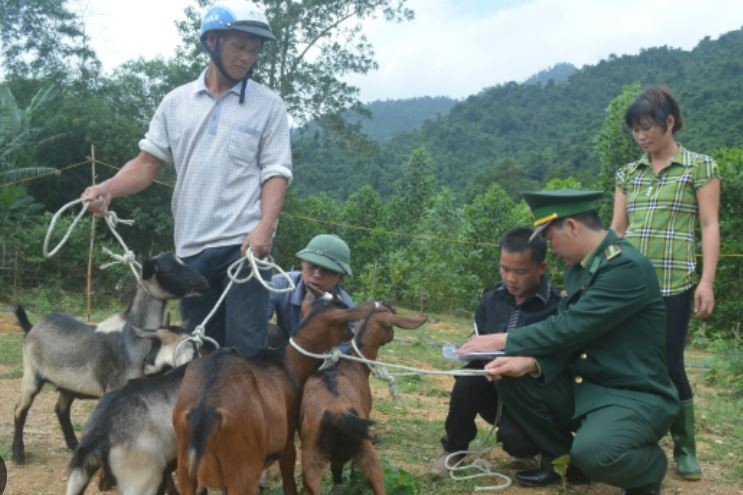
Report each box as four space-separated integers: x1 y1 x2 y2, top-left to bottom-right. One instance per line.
193 68 249 97
580 230 612 270
631 144 694 173
493 275 553 308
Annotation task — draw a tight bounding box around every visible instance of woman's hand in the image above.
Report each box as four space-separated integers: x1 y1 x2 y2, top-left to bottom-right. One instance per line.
694 281 715 319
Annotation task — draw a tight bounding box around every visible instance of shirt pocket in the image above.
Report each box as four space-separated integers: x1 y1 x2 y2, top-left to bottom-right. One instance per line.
227 123 261 166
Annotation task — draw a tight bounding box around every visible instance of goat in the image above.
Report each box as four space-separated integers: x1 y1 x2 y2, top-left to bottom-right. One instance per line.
11 252 208 465
66 359 193 495
173 295 378 495
299 304 427 494
96 252 209 332
65 298 315 495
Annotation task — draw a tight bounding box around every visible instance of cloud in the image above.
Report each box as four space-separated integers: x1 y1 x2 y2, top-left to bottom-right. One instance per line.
78 0 743 102
347 0 743 101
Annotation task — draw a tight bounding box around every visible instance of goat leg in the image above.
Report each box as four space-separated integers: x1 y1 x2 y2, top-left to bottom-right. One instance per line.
55 391 79 450
301 448 329 495
354 441 386 495
159 459 179 495
278 443 298 495
12 372 44 464
330 461 344 485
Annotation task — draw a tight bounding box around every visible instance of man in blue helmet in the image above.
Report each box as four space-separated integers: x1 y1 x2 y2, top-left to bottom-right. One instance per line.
82 0 292 358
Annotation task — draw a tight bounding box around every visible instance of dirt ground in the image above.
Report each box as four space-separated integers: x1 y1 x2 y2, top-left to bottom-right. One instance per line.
1 312 741 495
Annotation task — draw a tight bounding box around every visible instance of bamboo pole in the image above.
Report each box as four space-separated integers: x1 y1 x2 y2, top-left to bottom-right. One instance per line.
86 145 96 322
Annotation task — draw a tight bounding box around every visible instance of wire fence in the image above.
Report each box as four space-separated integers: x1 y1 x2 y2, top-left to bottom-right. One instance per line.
4 156 743 256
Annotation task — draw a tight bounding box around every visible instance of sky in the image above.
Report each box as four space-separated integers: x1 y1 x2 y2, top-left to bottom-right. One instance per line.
74 0 743 103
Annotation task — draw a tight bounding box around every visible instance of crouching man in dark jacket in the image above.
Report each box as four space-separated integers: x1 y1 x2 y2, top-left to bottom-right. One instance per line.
459 189 679 495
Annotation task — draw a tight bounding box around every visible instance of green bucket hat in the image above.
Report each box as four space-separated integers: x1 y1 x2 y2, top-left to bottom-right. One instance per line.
522 189 604 240
296 234 352 276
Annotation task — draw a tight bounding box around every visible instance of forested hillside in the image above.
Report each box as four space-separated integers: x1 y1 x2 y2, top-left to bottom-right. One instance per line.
292 28 743 198
1 2 742 336
347 96 458 142
523 62 577 85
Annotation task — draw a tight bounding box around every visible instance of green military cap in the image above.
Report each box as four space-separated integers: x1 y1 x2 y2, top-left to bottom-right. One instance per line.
296 234 353 276
522 189 604 240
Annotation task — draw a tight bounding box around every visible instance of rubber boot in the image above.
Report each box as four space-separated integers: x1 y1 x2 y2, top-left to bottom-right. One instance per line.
670 399 702 480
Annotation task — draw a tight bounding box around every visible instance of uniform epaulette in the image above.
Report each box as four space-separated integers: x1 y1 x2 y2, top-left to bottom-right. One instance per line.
604 244 622 261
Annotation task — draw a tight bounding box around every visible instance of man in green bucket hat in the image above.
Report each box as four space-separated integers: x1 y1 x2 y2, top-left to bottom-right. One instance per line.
458 189 679 494
266 234 354 341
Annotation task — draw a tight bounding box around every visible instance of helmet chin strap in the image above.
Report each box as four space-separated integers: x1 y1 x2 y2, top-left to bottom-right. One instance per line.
208 32 252 104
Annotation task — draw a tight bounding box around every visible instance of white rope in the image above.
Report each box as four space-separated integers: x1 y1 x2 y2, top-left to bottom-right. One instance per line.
43 198 142 283
288 337 489 378
441 396 512 491
225 248 296 292
350 338 403 403
100 211 140 280
189 248 297 348
174 327 220 357
43 198 90 257
442 438 512 491
288 336 511 490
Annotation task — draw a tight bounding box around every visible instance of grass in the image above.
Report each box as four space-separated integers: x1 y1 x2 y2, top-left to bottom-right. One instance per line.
0 334 23 379
1 300 742 494
290 316 743 494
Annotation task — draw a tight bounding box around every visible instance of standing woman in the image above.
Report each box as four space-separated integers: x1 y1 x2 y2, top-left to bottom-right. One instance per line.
611 85 721 481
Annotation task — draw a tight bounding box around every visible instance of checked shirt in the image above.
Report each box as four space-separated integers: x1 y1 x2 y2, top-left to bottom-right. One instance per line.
615 146 720 296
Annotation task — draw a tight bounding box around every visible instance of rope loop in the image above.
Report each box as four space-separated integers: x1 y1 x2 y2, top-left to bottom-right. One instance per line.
226 248 296 293
318 347 344 370
43 198 142 283
350 338 402 402
443 402 513 491
43 198 89 257
180 324 221 353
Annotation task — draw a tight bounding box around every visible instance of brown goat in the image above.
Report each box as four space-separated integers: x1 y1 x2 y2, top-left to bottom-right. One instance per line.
172 295 380 495
299 304 427 494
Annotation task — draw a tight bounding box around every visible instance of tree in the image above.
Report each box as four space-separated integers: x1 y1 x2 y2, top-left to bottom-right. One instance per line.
460 182 528 297
594 82 642 217
174 0 413 125
0 0 99 82
703 147 743 337
387 146 436 234
0 85 59 182
340 185 390 274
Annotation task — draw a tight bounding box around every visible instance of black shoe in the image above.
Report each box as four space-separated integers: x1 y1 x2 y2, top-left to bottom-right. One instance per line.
515 466 590 487
621 484 661 495
515 468 560 486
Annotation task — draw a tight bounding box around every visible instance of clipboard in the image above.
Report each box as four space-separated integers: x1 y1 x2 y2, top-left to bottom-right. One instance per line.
442 343 505 361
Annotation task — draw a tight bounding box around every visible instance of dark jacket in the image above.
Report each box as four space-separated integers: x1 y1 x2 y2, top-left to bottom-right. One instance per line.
505 230 679 419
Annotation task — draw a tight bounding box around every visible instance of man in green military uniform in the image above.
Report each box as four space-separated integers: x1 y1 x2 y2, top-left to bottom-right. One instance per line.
458 189 679 495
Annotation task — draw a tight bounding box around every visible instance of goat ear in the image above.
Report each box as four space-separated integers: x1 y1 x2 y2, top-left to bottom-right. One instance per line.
141 258 159 280
393 313 428 329
376 312 428 330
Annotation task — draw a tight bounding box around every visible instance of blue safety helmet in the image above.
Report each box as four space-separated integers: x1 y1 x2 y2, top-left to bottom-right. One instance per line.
199 1 275 103
199 0 276 46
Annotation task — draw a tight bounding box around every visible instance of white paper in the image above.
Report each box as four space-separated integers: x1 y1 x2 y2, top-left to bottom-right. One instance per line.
442 343 505 361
